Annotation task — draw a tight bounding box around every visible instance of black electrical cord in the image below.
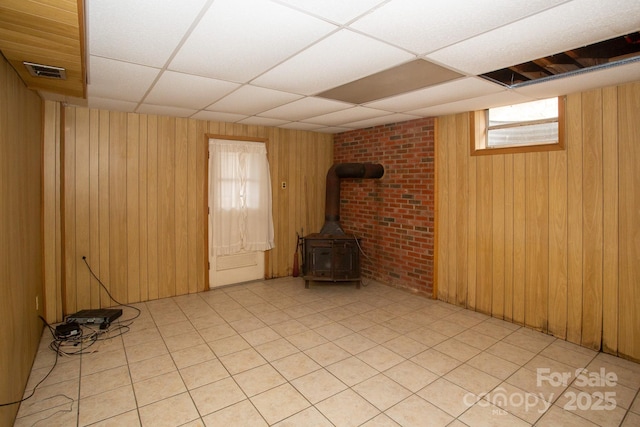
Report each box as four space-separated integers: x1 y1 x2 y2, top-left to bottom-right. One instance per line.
81 256 141 323
0 316 59 407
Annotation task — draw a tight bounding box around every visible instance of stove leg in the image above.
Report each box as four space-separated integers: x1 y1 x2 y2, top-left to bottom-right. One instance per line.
305 280 309 289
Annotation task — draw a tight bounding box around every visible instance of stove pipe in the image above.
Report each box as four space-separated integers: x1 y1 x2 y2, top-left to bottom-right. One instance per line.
319 163 384 235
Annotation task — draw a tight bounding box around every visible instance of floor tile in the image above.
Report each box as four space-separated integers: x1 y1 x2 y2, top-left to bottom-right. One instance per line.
138 392 200 427
444 363 502 395
383 360 438 393
132 370 186 407
233 364 287 397
128 353 176 383
80 365 131 399
20 277 639 427
385 394 453 427
326 356 379 387
190 377 246 416
271 352 321 381
356 345 404 372
353 374 412 411
305 342 352 366
78 384 136 426
202 399 267 427
418 377 478 417
410 348 462 376
251 383 311 424
208 334 250 357
219 347 267 375
466 352 520 380
315 389 380 427
179 358 228 390
272 406 333 427
291 368 347 404
458 400 531 427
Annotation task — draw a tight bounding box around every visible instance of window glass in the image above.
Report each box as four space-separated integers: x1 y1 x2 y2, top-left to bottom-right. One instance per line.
471 96 565 156
488 98 558 147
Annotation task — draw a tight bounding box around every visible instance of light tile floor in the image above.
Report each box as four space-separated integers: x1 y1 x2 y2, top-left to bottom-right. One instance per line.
14 277 640 426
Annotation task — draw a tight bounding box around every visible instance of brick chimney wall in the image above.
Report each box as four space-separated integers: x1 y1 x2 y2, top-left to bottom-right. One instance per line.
333 117 436 296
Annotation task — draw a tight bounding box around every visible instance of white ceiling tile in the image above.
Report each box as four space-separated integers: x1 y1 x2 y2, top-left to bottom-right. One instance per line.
364 77 503 112
426 0 640 75
276 0 386 24
349 0 568 55
87 0 208 67
136 104 197 118
207 85 304 115
87 97 138 113
190 111 248 122
408 91 535 117
513 60 640 99
259 97 353 121
144 71 240 110
311 126 355 134
342 113 423 129
88 56 160 102
253 29 415 94
169 0 337 82
279 122 325 131
237 117 291 127
305 106 392 126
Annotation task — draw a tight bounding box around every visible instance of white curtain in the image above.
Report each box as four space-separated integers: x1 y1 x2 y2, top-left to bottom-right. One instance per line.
209 139 274 255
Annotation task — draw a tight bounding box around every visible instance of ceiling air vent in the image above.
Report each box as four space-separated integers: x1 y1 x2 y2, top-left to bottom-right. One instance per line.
23 62 67 80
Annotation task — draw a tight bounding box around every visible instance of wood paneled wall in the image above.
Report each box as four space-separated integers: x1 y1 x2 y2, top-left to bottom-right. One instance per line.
43 106 333 322
436 81 640 361
0 55 43 426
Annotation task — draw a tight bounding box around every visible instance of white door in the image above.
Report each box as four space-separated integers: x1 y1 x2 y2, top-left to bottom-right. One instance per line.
209 249 265 288
207 139 272 288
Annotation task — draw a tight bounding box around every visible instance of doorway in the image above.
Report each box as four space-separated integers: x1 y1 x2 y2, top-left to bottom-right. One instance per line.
207 137 274 288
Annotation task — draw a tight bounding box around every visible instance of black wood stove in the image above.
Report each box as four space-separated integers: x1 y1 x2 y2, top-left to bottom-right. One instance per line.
302 163 384 289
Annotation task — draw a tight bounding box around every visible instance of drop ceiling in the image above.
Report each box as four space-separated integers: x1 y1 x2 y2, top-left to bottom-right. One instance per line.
2 0 639 133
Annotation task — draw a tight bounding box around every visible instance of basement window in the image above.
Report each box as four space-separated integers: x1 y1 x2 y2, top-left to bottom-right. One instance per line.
471 97 565 156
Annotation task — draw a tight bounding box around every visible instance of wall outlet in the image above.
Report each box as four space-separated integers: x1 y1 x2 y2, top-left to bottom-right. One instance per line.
35 296 39 311
281 181 287 189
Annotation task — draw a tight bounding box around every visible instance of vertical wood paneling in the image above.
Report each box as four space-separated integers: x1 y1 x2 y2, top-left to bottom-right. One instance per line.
512 153 526 325
126 113 140 303
146 115 158 301
98 109 110 307
0 56 44 426
138 114 149 302
566 93 583 345
446 116 457 303
435 81 640 361
618 82 640 360
46 106 332 320
491 155 505 318
43 101 62 321
75 107 90 310
436 116 450 301
548 134 568 339
89 109 100 309
601 87 618 354
64 107 76 313
475 155 492 313
581 90 604 350
503 155 514 321
109 112 128 305
175 118 188 296
455 115 469 306
158 117 176 299
524 152 549 331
